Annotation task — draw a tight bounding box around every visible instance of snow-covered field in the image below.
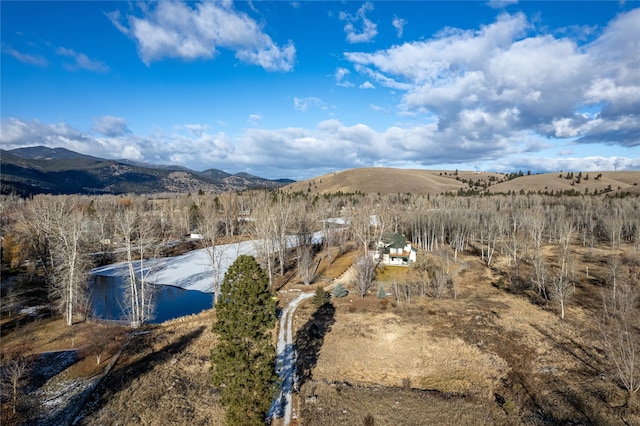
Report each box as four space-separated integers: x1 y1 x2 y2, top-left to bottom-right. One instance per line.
91 232 324 293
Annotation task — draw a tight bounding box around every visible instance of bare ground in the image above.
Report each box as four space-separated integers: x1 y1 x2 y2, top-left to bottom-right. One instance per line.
75 311 224 426
293 246 640 425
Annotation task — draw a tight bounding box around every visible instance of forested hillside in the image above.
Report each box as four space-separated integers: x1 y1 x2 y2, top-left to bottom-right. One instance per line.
0 146 293 196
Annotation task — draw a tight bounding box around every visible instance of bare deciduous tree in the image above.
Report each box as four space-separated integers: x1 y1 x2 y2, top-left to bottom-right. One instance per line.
251 192 277 288
1 352 30 414
49 197 91 326
221 191 239 237
352 255 377 298
607 255 624 301
410 255 430 298
550 270 574 320
449 213 470 262
531 253 549 300
272 192 295 276
558 218 574 277
294 203 319 285
196 197 225 302
600 281 640 400
348 198 375 256
13 195 57 279
430 254 458 299
115 205 156 326
479 208 503 266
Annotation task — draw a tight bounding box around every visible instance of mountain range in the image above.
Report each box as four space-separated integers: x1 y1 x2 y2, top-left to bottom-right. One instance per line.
3 146 638 198
0 146 294 196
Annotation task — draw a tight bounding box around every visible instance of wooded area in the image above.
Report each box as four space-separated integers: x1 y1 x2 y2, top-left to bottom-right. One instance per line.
1 188 639 424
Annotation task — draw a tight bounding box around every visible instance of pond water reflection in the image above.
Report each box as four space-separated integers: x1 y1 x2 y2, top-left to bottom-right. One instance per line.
90 275 212 324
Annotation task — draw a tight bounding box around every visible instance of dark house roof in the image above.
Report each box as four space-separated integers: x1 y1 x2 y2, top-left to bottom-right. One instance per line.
381 233 418 255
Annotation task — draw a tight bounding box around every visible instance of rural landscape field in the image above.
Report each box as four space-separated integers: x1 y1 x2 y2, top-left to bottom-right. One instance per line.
2 1 639 425
1 168 639 425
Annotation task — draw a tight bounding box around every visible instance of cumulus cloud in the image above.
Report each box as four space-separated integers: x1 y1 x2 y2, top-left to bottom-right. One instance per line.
487 0 519 9
294 96 323 112
180 124 209 136
339 2 377 43
1 117 637 179
57 47 110 73
0 117 235 170
2 44 48 67
0 118 94 151
335 67 353 87
495 156 640 173
343 9 640 150
248 114 262 126
392 16 406 38
108 1 295 71
93 116 130 137
359 81 375 89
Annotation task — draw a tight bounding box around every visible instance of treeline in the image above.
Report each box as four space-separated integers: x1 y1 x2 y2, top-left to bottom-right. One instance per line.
2 189 640 401
0 190 352 325
2 191 639 323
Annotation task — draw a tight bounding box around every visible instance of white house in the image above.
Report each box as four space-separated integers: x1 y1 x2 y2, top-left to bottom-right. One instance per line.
379 233 418 266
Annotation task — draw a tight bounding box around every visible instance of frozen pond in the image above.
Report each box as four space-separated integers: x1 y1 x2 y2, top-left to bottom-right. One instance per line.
89 232 324 322
89 275 212 324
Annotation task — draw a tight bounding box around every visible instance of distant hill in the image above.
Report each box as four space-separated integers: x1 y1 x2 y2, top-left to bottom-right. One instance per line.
487 171 640 196
8 146 103 161
283 167 640 197
283 168 500 196
0 146 294 196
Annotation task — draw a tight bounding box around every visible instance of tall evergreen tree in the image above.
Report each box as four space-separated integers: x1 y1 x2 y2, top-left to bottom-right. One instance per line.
211 255 278 425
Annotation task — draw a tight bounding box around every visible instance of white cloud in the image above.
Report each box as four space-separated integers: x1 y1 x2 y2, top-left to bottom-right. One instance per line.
359 81 375 89
487 0 519 9
294 97 323 112
392 16 406 38
93 116 130 137
0 117 236 170
109 1 295 71
335 67 353 87
2 117 638 180
340 2 377 43
57 47 110 73
346 13 529 83
178 124 210 136
0 118 94 151
496 156 640 173
344 9 640 149
248 114 262 126
2 44 48 67
353 64 411 91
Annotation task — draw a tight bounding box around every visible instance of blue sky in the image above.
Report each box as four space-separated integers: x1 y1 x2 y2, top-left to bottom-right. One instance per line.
1 1 638 180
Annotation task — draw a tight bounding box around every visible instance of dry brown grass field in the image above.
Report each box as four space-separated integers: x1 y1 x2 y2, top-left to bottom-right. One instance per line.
293 243 640 425
283 168 640 197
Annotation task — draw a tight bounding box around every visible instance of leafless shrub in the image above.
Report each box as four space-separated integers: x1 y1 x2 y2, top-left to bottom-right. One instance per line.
1 352 30 415
600 282 640 399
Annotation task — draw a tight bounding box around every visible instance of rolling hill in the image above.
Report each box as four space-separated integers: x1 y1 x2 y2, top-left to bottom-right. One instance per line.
4 147 637 198
0 146 294 196
283 167 640 197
